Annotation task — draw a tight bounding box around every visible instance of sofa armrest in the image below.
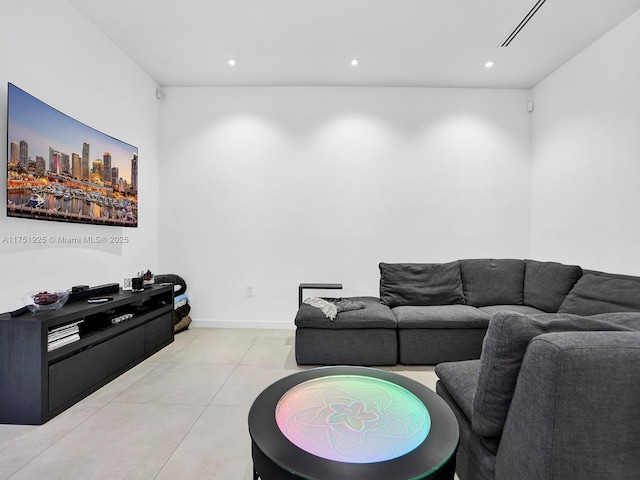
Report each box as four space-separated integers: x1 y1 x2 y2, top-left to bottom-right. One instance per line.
496 331 640 480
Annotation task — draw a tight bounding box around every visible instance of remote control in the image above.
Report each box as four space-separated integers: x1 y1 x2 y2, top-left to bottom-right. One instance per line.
88 297 113 303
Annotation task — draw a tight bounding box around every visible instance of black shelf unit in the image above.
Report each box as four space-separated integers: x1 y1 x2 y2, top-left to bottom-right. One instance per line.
0 284 174 425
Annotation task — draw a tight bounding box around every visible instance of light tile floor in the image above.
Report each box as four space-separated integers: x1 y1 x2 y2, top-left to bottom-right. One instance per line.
0 328 453 480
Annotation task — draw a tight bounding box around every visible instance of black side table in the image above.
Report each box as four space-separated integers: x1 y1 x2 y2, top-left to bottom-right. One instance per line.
298 283 343 307
248 366 459 480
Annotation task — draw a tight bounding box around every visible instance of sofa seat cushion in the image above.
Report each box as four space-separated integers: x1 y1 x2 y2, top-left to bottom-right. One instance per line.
393 305 491 329
558 273 640 315
478 305 545 316
436 380 498 478
436 361 501 456
435 360 480 422
295 296 397 329
523 259 582 312
473 311 640 438
379 261 465 308
459 259 525 307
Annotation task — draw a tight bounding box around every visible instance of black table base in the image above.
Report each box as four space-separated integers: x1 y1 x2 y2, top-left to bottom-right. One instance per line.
252 440 456 480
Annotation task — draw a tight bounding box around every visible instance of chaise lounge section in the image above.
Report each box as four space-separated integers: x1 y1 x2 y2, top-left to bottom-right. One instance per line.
294 296 398 366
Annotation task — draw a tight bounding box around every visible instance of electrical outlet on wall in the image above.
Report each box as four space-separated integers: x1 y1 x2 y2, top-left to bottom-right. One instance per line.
246 285 254 298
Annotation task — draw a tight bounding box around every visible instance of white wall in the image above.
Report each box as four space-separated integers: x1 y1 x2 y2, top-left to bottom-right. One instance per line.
531 9 640 275
159 87 532 327
0 0 160 312
4 2 634 325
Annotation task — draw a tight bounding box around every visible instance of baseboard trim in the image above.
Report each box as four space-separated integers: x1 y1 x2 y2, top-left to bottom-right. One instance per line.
190 319 294 330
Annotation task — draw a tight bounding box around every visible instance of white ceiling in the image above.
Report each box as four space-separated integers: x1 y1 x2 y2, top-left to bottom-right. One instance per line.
68 0 640 89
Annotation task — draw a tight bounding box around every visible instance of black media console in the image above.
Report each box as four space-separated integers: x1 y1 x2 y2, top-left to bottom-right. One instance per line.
0 284 174 425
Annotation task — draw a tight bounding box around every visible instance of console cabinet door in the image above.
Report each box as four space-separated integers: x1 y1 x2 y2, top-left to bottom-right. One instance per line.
105 325 145 376
144 313 173 353
48 343 107 411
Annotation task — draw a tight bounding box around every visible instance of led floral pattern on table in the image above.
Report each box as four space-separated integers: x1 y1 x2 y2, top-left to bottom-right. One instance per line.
275 375 430 463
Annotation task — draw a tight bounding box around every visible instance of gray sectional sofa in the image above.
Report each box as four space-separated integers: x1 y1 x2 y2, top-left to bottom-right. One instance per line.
295 260 640 479
294 258 640 365
435 312 640 480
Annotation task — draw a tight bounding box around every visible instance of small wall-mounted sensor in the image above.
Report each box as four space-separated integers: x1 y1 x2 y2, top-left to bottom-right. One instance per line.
527 101 534 112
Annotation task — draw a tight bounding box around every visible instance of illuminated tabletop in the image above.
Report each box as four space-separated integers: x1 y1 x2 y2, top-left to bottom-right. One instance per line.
248 366 459 480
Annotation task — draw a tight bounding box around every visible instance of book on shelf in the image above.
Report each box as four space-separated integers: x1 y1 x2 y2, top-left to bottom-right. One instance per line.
47 333 81 351
48 319 84 335
47 320 84 351
48 327 80 342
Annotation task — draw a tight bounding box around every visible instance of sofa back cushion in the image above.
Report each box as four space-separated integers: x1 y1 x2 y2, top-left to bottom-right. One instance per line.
523 260 583 312
379 262 464 308
459 259 525 307
558 273 640 315
473 311 640 439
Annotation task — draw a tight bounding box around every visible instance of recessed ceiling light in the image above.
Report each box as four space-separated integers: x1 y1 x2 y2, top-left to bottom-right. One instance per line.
351 58 359 67
228 59 237 67
485 61 496 68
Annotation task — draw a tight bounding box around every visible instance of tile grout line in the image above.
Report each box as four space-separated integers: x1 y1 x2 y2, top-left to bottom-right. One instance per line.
4 400 110 480
235 329 266 367
151 329 265 479
8 342 195 479
149 402 209 480
204 329 265 408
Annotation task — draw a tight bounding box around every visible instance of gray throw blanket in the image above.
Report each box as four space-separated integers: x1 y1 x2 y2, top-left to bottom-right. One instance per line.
303 297 366 321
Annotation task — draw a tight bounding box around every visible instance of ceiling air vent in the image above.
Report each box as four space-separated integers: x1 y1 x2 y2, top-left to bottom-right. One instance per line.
500 0 548 47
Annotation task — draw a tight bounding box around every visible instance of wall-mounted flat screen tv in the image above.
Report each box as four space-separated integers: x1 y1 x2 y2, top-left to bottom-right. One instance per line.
6 83 138 227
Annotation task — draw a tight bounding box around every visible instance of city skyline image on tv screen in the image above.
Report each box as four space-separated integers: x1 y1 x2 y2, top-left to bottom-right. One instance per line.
6 83 138 227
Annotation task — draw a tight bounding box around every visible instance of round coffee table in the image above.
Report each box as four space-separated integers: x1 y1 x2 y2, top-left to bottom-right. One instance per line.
248 366 459 480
